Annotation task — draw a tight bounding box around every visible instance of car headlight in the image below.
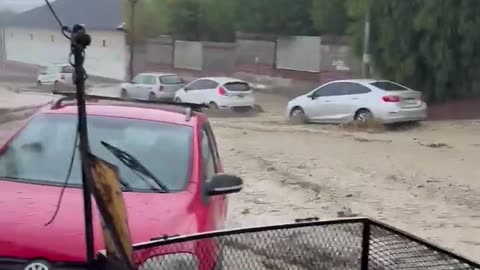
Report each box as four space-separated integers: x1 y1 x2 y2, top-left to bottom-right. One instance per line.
138 253 199 270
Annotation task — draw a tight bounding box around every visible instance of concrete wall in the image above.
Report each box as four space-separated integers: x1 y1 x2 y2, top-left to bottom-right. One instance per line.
174 40 202 70
4 27 127 80
276 36 321 72
202 42 235 73
132 34 360 84
145 36 173 66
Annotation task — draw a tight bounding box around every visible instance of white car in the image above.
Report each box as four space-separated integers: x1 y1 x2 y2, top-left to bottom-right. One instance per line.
286 79 427 124
174 77 256 110
120 72 186 101
37 63 74 92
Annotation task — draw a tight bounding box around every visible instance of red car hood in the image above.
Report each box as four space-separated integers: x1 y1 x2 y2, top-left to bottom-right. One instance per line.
0 180 198 262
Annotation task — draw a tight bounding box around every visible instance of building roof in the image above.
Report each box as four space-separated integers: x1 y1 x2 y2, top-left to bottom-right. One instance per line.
6 0 123 31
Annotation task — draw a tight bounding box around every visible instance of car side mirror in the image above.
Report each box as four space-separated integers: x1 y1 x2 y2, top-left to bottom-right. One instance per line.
40 72 47 75
184 86 190 91
307 94 316 99
207 173 243 196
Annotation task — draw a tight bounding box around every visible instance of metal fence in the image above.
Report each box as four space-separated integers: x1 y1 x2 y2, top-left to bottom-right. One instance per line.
125 217 480 270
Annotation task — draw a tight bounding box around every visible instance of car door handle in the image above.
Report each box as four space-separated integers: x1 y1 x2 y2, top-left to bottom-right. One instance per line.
324 100 332 102
351 97 359 100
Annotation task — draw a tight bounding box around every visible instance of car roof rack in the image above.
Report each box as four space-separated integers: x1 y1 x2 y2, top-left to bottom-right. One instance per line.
51 93 209 120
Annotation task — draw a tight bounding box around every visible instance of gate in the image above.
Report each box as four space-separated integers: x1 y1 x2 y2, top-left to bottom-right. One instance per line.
99 217 480 270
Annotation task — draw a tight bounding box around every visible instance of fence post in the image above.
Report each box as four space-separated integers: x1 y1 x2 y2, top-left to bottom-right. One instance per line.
361 221 371 270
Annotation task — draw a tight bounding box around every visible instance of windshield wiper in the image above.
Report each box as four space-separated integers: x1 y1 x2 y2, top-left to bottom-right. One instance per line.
118 177 133 191
101 141 169 192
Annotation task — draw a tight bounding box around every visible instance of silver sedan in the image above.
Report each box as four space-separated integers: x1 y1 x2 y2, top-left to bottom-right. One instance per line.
286 79 427 124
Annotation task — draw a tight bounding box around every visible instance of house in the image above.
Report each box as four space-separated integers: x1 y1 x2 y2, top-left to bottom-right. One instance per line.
3 0 127 81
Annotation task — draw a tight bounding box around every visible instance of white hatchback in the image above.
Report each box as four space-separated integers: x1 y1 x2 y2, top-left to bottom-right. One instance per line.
286 79 427 124
121 72 186 101
174 77 256 110
37 63 74 92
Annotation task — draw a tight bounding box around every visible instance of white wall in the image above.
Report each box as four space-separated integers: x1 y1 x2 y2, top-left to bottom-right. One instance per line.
174 40 202 70
4 27 127 80
276 36 321 72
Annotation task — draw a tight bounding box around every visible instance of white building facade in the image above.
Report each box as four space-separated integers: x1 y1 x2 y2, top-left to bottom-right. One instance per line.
3 0 127 81
4 27 127 81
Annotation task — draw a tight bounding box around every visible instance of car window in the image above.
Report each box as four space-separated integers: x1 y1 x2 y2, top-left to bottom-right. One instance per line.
132 75 143 84
312 83 344 97
371 81 408 91
39 67 48 74
206 80 219 89
224 82 251 91
201 128 217 182
60 65 74 74
345 82 371 95
142 75 155 85
47 65 61 74
187 79 205 90
159 75 185 85
0 114 193 192
195 79 215 90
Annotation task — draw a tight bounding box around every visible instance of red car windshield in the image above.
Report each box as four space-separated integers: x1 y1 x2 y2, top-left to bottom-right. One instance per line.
0 114 193 192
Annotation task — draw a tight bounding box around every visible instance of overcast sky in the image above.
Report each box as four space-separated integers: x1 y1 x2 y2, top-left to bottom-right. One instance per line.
0 0 49 13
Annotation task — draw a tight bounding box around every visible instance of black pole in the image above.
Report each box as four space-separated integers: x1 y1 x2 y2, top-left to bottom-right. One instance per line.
360 221 371 270
70 24 95 270
128 0 137 80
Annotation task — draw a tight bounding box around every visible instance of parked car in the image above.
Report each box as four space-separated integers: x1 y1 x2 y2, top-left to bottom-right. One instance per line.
286 79 427 124
120 72 186 101
0 97 242 270
37 63 74 92
174 77 256 111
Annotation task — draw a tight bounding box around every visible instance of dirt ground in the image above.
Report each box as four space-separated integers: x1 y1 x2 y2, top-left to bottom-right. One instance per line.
215 93 480 261
0 84 478 262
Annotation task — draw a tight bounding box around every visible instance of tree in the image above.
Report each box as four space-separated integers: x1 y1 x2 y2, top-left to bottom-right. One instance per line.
124 0 171 43
346 0 480 102
235 0 316 35
199 0 236 41
311 0 348 35
167 0 201 40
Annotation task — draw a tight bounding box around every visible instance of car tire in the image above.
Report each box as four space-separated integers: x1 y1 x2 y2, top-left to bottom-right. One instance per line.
121 89 129 99
209 102 219 110
23 260 53 270
148 92 156 101
52 81 59 94
289 107 307 124
174 97 182 103
354 109 373 122
232 107 251 113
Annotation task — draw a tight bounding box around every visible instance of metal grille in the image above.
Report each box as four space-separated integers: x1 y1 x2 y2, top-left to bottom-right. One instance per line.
368 223 478 270
128 218 480 270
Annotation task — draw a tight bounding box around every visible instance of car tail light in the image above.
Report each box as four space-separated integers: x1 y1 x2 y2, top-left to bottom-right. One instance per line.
218 86 227 96
382 95 400 102
158 85 164 91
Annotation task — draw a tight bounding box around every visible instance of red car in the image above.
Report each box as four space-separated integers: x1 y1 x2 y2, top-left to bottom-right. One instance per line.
0 97 242 270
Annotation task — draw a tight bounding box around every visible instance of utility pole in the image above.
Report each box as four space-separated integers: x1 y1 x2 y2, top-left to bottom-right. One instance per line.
128 0 139 81
362 0 371 78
